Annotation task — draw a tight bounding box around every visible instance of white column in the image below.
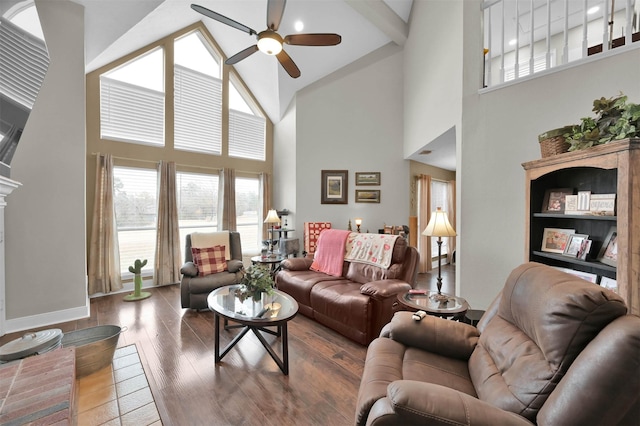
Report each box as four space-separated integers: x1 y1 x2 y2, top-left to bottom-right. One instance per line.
0 176 21 336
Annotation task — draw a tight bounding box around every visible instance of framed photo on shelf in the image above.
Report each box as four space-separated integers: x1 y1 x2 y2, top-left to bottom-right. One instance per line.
563 234 589 257
597 226 618 267
355 189 381 203
355 172 381 186
600 276 618 293
542 188 573 213
321 170 348 204
541 228 575 254
576 239 592 261
554 267 598 283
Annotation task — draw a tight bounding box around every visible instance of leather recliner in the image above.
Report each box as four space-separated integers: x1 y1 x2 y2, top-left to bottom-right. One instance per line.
355 262 640 425
180 232 243 309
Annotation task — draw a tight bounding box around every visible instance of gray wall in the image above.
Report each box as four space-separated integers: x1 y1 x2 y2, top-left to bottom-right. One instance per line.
5 0 87 329
284 43 410 237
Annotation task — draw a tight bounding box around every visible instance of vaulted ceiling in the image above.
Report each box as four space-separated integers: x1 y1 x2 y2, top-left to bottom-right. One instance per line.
79 0 413 124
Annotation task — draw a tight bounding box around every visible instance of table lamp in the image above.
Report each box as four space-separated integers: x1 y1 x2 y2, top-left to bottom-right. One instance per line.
264 209 281 257
422 207 456 301
354 218 362 233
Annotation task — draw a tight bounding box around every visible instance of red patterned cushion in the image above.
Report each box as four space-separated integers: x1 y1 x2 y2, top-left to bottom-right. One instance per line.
191 245 227 276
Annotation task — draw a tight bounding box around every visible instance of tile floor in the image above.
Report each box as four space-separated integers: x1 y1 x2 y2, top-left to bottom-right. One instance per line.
76 345 162 425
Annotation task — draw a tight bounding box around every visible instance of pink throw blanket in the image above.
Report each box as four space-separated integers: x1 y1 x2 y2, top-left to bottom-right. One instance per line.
310 229 351 277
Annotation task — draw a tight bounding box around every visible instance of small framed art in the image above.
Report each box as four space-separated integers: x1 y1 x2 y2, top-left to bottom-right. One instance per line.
321 170 348 204
541 228 575 254
355 190 381 203
600 276 618 293
355 172 381 186
541 188 573 213
596 226 618 267
563 234 589 257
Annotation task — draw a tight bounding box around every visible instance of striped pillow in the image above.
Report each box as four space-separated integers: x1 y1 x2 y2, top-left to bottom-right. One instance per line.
191 245 227 276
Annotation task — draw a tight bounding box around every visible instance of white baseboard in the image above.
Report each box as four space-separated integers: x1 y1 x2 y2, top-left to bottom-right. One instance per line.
4 298 90 335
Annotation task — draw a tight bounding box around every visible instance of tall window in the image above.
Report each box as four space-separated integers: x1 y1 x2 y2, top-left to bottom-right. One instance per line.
174 31 222 154
113 167 158 276
431 180 449 261
228 78 266 161
100 48 165 145
176 171 219 256
235 176 260 252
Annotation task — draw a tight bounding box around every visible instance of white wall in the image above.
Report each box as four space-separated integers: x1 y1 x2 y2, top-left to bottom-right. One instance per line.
273 101 297 226
5 0 88 330
287 44 409 237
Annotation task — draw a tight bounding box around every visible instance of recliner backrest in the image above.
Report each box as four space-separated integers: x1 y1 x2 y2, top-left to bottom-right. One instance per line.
468 262 627 422
184 231 242 263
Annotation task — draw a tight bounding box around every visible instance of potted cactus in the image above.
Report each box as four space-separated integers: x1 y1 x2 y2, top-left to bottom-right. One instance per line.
123 258 152 301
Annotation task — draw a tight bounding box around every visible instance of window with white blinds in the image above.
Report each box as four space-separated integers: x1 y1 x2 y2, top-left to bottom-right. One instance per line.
100 76 165 145
0 17 49 109
174 65 222 154
229 110 266 161
176 171 219 253
113 167 158 276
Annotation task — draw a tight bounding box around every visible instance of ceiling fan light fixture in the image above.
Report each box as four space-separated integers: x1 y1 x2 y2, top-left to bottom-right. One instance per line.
257 31 283 55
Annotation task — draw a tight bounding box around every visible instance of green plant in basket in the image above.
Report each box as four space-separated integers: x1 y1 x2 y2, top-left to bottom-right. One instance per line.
236 264 275 302
564 93 640 151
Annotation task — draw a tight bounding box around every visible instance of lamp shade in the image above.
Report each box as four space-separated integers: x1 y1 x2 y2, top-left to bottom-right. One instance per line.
422 207 456 237
354 218 362 226
264 209 281 224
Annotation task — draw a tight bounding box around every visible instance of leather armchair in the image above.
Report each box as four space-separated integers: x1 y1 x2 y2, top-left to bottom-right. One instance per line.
355 262 640 425
180 232 244 309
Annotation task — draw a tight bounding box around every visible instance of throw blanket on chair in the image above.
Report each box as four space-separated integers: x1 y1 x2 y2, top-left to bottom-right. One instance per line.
345 233 399 269
191 231 230 260
310 229 351 277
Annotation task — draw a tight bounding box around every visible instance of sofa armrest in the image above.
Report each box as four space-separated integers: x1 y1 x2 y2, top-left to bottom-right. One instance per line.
280 257 313 271
180 261 198 277
360 279 411 299
227 259 244 273
388 311 479 360
367 381 532 426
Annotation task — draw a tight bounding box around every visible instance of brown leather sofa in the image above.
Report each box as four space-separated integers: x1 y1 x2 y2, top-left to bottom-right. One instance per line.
180 232 244 310
275 235 419 345
355 262 640 425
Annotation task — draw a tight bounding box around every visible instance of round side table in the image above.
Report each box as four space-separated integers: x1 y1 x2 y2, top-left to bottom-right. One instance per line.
396 290 469 320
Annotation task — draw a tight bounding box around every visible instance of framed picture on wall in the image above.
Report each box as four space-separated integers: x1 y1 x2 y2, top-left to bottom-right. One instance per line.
355 172 381 186
355 190 381 203
321 170 348 204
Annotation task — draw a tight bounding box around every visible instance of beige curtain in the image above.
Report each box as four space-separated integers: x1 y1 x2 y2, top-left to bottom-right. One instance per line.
417 175 433 273
219 168 236 230
260 172 271 240
88 153 122 294
154 161 181 285
447 180 457 263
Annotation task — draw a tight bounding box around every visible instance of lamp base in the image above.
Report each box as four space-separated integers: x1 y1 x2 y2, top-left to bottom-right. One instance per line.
429 292 449 303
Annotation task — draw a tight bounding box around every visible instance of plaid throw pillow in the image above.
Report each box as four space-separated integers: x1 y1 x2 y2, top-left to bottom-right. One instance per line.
191 245 228 276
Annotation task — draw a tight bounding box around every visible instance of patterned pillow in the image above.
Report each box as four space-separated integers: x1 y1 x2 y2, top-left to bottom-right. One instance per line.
191 245 227 276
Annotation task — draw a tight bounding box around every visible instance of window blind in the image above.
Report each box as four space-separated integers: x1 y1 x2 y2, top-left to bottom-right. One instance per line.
100 76 164 145
174 65 222 154
0 17 49 109
229 110 266 161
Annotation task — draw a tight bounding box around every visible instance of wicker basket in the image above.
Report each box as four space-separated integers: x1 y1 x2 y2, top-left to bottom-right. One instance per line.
538 126 573 157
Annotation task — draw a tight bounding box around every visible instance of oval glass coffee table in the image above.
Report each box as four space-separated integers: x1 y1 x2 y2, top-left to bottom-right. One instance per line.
396 290 469 320
207 285 299 375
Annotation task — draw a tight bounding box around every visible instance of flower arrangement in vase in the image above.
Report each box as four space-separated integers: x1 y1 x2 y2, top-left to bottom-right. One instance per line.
235 264 275 302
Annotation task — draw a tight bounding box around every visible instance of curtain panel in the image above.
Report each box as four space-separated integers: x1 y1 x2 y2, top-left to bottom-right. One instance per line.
154 161 181 285
417 175 433 273
260 172 271 240
447 180 457 262
88 153 122 294
219 168 236 230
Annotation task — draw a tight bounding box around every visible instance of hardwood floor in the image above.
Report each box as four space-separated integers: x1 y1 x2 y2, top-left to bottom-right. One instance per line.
0 264 456 425
0 284 368 426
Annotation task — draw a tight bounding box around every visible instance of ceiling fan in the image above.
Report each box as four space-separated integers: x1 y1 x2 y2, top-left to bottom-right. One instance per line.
191 0 342 78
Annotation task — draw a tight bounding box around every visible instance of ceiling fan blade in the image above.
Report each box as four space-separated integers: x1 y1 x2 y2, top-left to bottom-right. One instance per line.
276 50 301 78
284 33 342 46
225 45 259 65
191 4 256 35
267 0 286 31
